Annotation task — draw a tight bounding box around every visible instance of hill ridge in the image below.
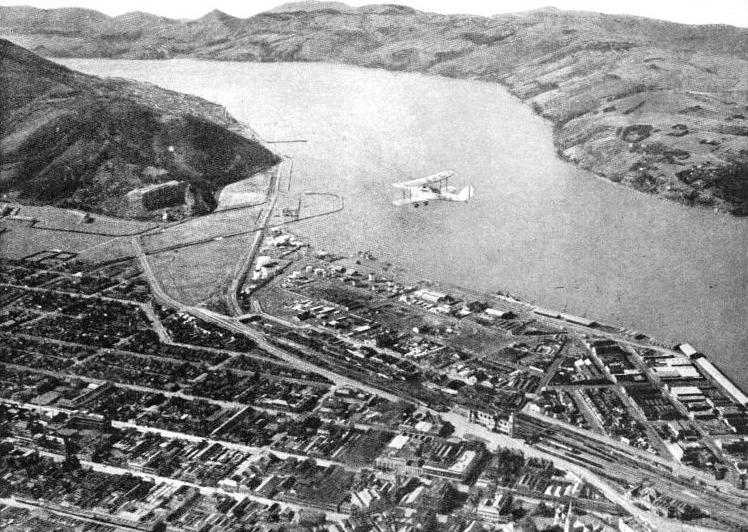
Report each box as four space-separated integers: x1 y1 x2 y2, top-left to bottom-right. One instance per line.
0 38 278 219
0 5 746 213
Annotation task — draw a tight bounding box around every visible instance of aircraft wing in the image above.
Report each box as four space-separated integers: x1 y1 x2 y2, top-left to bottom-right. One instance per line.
392 197 419 206
393 170 454 188
392 188 437 206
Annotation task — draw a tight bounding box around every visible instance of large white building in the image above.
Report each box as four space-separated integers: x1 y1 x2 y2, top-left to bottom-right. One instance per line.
476 494 510 524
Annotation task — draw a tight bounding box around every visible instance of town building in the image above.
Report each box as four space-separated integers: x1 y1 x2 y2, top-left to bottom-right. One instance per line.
375 433 484 482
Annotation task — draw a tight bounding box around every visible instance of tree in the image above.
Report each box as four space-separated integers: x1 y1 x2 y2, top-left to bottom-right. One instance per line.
531 502 555 517
420 510 438 532
516 516 539 532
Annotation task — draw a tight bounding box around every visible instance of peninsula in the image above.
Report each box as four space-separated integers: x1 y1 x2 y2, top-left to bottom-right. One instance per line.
0 38 278 219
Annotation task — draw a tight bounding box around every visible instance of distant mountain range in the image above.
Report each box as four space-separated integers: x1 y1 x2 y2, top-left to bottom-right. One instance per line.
0 38 278 218
1 3 747 213
268 1 356 13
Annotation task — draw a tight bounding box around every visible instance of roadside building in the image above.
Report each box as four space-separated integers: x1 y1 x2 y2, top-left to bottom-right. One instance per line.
414 289 448 305
476 494 511 524
375 433 484 482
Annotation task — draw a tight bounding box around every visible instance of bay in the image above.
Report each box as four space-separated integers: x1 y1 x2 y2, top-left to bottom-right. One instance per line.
58 59 748 388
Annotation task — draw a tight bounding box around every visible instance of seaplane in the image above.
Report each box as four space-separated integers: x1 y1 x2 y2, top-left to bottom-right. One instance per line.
392 171 474 207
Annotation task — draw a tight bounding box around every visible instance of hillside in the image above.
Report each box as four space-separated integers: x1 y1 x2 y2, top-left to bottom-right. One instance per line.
1 4 747 213
0 38 278 218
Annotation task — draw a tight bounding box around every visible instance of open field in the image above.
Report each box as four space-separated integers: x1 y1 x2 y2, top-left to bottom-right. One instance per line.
141 205 263 252
147 233 255 306
272 192 343 227
18 205 157 235
0 221 139 264
1 203 156 235
216 169 272 210
75 238 137 264
0 203 148 264
1 222 108 259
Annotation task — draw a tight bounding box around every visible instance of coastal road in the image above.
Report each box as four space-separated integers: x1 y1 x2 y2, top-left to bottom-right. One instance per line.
226 156 285 316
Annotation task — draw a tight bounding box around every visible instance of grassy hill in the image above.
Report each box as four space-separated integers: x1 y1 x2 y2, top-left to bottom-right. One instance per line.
0 38 278 218
1 4 746 213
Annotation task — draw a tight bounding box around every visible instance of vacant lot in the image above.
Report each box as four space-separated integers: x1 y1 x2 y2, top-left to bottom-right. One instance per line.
141 205 263 252
1 222 119 260
147 233 254 306
21 205 156 235
216 169 272 210
272 192 343 228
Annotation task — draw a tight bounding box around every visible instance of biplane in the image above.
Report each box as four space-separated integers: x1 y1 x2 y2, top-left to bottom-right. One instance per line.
392 171 474 207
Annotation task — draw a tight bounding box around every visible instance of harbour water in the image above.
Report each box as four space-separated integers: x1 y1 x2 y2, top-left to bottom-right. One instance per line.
58 59 748 388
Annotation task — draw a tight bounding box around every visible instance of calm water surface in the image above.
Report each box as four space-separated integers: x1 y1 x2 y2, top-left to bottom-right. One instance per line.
59 59 748 388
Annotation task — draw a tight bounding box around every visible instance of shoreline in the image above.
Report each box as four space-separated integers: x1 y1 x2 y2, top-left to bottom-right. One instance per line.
12 55 746 393
336 246 748 399
48 54 748 218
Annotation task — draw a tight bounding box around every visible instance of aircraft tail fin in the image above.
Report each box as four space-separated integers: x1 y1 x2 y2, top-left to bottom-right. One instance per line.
456 185 474 202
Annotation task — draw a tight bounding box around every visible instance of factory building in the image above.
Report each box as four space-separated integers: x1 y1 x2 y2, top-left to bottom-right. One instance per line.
691 355 748 407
